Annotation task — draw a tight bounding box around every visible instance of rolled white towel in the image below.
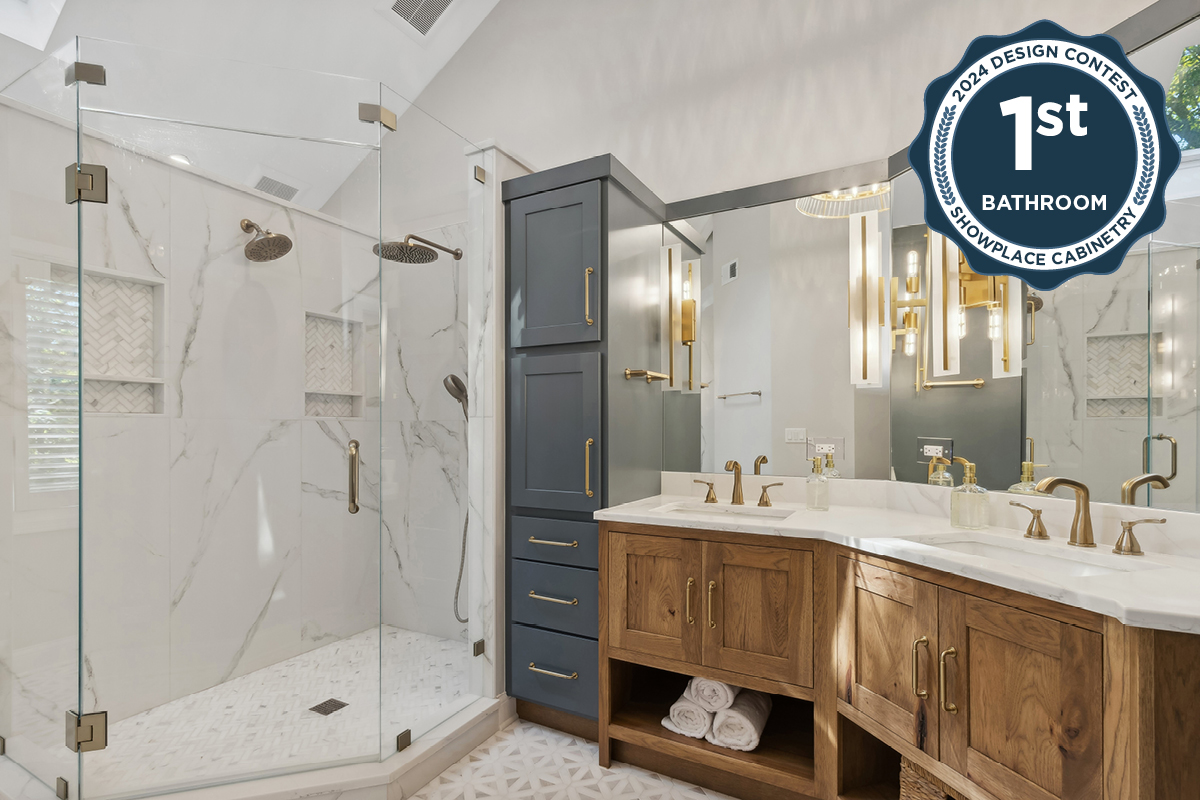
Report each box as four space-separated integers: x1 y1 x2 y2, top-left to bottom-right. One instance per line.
704 690 772 752
684 676 741 712
660 691 712 739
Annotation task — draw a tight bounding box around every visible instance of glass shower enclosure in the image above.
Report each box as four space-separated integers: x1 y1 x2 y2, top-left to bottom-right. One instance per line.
1 37 479 799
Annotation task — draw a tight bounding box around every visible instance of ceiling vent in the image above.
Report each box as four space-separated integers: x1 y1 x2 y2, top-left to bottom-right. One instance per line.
384 0 453 38
254 175 299 203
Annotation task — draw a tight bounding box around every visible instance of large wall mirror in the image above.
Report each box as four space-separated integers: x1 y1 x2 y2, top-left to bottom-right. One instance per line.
659 13 1200 511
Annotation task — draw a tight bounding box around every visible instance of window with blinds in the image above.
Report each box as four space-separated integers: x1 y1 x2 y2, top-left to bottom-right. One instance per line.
25 269 80 493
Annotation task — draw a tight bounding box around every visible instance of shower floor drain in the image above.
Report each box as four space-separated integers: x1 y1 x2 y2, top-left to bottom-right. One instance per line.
309 699 348 716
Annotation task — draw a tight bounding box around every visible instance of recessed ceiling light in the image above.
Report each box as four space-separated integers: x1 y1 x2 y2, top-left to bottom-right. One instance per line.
168 153 192 166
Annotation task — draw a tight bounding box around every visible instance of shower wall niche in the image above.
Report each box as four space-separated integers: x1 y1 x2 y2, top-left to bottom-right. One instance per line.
82 269 166 414
305 312 363 417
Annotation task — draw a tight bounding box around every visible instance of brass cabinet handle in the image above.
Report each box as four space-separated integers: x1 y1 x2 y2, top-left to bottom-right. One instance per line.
912 636 929 698
686 577 695 624
940 647 959 714
529 662 578 680
528 590 578 606
707 580 716 628
585 267 594 325
1026 299 1037 345
347 439 360 514
585 438 594 497
528 536 578 548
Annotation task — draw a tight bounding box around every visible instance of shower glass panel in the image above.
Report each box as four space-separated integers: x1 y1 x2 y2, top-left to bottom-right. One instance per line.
376 83 479 757
0 40 84 799
74 38 386 798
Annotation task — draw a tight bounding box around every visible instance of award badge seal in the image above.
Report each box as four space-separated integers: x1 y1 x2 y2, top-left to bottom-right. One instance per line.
909 20 1180 290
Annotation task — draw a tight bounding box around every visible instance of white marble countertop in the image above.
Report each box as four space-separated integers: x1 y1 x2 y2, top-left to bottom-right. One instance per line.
596 479 1200 635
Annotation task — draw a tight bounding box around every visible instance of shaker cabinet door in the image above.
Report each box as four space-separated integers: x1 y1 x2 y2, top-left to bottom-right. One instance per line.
510 351 602 511
939 589 1103 800
836 557 941 758
701 542 813 686
510 181 602 347
607 531 703 663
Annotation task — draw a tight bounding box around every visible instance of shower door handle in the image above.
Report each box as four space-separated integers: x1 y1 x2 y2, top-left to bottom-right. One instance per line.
348 439 360 514
1143 434 1178 481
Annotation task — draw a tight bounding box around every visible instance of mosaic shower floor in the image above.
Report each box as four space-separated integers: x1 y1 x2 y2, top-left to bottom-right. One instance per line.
81 625 472 799
412 721 735 800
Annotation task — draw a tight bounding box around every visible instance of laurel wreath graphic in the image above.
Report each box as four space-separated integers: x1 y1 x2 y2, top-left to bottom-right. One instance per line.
934 105 957 206
1132 106 1155 206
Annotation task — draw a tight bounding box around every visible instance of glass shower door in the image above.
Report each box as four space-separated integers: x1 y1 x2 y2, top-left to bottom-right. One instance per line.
71 39 385 798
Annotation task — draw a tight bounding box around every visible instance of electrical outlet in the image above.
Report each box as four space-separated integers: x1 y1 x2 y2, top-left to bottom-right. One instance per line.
917 437 954 463
810 437 844 458
815 443 836 455
785 427 807 444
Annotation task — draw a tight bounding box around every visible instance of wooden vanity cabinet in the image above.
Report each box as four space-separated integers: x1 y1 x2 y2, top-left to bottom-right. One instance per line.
938 589 1103 800
836 557 941 758
607 529 814 687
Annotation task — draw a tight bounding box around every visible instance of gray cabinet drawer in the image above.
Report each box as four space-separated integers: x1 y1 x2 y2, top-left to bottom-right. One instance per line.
511 516 599 569
511 560 599 638
510 624 598 719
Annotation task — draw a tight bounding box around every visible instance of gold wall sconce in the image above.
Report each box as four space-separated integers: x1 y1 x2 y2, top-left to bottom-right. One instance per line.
681 262 697 390
848 210 886 387
958 257 1011 372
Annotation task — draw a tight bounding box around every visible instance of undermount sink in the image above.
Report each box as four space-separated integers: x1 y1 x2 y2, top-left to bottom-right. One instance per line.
897 533 1167 578
652 501 797 520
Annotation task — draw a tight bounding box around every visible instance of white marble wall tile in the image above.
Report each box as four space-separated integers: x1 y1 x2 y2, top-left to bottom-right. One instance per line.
300 419 379 643
2 108 77 266
168 173 304 421
168 418 304 699
79 138 171 280
296 213 380 324
81 415 171 723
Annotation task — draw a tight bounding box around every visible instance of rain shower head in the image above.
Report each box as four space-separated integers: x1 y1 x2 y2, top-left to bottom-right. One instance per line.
443 374 468 419
374 234 463 264
240 219 293 262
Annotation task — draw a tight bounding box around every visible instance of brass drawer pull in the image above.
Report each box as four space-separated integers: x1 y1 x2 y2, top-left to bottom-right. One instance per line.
940 647 958 714
686 577 695 624
528 536 578 548
707 580 716 628
585 438 594 498
912 636 929 698
585 267 594 325
528 590 578 606
347 439 360 514
529 662 578 680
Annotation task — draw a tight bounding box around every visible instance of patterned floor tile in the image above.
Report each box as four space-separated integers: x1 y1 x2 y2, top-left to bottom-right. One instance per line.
410 722 733 800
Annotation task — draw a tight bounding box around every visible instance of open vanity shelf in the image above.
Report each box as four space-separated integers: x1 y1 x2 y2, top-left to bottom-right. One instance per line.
606 662 816 794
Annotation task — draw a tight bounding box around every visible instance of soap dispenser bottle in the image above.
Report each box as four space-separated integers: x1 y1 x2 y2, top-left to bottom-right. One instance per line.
807 456 829 510
1008 460 1048 495
823 452 841 479
950 459 988 530
927 456 954 487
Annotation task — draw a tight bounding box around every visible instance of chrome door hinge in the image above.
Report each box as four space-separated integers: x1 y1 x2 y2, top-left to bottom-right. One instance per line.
358 103 397 131
56 778 68 800
396 729 412 753
66 710 108 752
65 62 106 86
66 163 108 204
473 639 485 656
474 165 486 184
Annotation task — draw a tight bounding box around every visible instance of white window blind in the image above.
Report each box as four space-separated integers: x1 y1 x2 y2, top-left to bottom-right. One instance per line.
25 270 79 493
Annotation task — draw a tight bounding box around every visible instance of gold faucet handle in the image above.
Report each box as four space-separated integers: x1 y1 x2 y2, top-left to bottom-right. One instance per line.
1009 501 1049 540
1114 518 1165 556
694 479 718 504
758 482 783 508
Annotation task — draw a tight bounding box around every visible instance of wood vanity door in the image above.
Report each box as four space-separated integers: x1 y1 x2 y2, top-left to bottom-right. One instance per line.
701 542 813 686
939 589 1103 800
608 532 703 663
836 557 940 758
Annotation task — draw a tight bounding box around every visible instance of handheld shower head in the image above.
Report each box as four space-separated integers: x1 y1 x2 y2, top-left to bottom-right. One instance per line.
374 234 463 264
443 374 468 419
240 219 293 262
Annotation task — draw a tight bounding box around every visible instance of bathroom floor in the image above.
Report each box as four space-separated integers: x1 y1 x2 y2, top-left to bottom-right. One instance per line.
412 721 733 800
82 625 471 799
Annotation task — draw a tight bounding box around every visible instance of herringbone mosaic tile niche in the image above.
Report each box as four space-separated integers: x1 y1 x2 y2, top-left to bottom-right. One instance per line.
82 272 161 414
305 313 360 417
1086 332 1163 418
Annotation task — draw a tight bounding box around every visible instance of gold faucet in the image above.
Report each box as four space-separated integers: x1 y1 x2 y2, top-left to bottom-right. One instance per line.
754 455 768 475
1034 477 1095 547
725 460 744 505
1121 473 1170 505
758 482 783 507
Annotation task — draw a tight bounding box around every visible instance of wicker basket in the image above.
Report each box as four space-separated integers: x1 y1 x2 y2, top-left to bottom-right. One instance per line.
899 756 968 800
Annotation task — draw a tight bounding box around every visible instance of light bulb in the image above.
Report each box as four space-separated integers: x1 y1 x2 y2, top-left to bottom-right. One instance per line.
682 279 691 300
904 331 916 357
957 307 967 339
987 306 1002 340
907 251 919 278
